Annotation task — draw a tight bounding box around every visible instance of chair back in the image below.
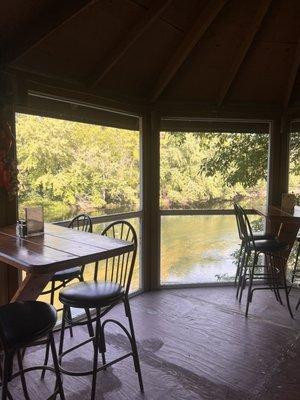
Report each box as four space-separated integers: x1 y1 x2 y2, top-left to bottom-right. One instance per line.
234 203 243 240
95 220 137 294
68 214 93 232
237 204 256 249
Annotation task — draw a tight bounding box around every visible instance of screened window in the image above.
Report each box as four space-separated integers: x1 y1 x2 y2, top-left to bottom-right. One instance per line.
160 130 269 285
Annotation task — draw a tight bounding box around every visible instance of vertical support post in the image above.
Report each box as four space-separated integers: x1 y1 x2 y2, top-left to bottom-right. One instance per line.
0 73 19 304
268 116 290 207
140 110 161 291
279 116 291 195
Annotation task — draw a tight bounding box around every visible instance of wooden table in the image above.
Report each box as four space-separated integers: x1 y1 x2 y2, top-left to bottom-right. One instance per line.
0 223 134 302
254 205 300 260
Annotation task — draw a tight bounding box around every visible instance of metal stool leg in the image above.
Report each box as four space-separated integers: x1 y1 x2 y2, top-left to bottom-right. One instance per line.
59 306 67 357
239 249 250 303
245 253 258 317
66 306 74 338
124 297 144 392
269 254 283 305
62 280 74 338
91 309 101 400
17 350 30 400
1 353 12 400
279 257 294 319
49 331 66 400
289 241 300 293
97 314 106 368
41 280 56 379
236 245 247 299
234 242 244 286
85 308 95 338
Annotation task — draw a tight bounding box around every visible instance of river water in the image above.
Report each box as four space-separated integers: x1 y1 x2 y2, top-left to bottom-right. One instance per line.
161 215 240 285
28 206 263 301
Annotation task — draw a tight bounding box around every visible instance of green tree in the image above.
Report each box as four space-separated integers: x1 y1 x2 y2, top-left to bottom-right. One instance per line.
202 131 300 188
16 114 140 220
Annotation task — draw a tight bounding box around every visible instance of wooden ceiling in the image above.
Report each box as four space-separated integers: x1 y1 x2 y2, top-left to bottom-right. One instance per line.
2 0 300 111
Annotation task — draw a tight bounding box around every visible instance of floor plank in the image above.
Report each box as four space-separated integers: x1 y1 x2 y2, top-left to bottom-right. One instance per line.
7 287 300 399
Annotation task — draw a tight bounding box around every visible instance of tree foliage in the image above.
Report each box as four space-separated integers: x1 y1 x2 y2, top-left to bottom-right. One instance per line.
202 131 300 188
160 132 267 208
16 114 140 218
201 133 269 187
16 114 300 221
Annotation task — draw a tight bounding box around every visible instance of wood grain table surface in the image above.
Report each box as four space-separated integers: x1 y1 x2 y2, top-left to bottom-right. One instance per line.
0 223 134 302
253 205 300 263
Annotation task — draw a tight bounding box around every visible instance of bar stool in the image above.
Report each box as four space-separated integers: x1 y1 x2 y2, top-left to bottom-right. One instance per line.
42 214 93 304
235 204 293 318
233 203 275 295
0 301 65 400
41 214 92 377
57 220 143 400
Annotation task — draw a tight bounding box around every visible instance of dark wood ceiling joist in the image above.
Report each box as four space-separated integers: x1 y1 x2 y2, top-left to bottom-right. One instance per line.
217 0 273 106
150 0 228 102
90 0 172 89
283 39 300 108
1 0 97 67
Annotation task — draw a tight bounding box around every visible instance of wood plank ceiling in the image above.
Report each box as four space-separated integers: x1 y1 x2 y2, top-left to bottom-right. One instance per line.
1 0 300 109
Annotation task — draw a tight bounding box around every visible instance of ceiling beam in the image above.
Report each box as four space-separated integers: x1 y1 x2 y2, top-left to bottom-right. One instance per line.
217 0 272 106
90 0 172 89
1 0 97 66
150 0 228 102
283 39 300 108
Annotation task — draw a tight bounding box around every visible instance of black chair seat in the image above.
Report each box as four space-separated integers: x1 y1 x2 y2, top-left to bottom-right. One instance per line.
253 233 275 240
52 267 82 281
248 239 289 253
0 301 56 349
59 281 124 308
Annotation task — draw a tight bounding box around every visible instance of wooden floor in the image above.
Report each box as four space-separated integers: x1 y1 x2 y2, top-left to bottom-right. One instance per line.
9 286 300 400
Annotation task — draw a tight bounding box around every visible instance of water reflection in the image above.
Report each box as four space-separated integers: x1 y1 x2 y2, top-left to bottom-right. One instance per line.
161 215 242 284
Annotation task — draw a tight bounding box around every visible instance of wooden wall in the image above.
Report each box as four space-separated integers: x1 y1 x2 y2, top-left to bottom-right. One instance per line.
0 76 20 304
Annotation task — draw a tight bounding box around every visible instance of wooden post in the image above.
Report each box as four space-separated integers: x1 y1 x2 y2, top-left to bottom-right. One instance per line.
0 73 19 304
279 116 291 195
140 110 161 291
268 117 290 207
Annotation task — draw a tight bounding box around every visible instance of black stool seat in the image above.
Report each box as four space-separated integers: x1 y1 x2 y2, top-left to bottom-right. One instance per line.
0 301 56 349
253 233 275 240
53 267 81 281
59 281 124 308
248 239 289 253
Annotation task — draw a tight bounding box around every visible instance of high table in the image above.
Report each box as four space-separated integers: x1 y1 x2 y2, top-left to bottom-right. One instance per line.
254 205 300 261
0 223 133 302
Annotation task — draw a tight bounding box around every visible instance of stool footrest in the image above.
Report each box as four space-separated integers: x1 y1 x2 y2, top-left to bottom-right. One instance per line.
59 352 133 377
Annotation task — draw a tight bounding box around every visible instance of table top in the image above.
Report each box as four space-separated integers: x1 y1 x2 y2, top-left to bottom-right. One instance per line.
254 205 300 222
0 223 134 274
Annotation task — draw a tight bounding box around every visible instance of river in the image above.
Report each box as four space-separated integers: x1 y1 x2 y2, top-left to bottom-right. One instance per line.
23 205 263 302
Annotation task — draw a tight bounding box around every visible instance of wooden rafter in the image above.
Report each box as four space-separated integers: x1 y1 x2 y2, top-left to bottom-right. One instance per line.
90 0 172 89
283 40 300 108
150 0 228 102
1 0 97 66
217 0 272 106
